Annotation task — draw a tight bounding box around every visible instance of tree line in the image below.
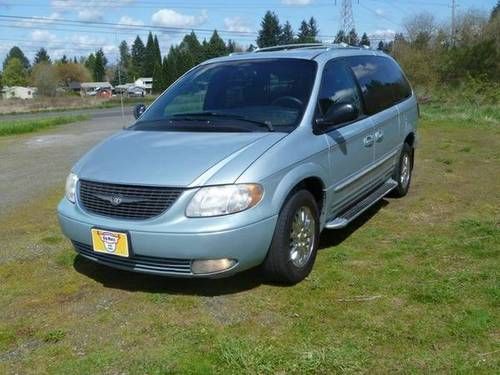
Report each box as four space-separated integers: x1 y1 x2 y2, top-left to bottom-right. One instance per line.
1 3 498 97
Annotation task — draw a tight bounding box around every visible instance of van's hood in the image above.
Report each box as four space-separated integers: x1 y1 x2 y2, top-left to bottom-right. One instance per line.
73 130 286 187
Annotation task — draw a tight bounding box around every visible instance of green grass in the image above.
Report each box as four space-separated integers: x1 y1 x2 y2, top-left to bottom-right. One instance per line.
0 102 498 373
0 115 90 136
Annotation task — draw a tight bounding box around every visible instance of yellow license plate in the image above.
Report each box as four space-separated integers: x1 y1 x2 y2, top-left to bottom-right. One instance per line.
91 229 130 258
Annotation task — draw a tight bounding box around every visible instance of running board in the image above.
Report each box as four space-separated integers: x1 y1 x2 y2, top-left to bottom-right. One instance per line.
325 179 398 230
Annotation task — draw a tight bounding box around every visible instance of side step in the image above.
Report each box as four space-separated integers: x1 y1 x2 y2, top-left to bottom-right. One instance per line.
325 179 397 230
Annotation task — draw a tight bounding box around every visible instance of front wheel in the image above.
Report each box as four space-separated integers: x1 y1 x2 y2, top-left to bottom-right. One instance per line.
390 143 413 198
262 190 319 285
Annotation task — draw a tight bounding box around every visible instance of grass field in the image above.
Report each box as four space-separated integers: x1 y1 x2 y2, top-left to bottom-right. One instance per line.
0 103 498 374
0 115 90 136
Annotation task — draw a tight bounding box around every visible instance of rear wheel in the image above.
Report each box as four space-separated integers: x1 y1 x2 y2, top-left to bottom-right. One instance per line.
262 190 319 285
390 143 413 198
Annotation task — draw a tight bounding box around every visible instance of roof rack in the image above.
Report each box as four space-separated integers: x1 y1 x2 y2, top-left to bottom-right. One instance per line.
253 42 362 53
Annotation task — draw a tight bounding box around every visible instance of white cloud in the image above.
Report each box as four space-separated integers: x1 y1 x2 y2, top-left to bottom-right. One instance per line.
369 29 396 41
118 15 144 28
77 8 103 21
223 17 251 33
152 9 208 28
31 30 57 43
281 0 313 5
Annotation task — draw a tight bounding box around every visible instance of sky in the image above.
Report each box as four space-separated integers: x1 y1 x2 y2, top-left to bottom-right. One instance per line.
0 0 497 65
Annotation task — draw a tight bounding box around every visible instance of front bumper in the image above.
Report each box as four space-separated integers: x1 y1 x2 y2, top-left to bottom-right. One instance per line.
58 201 278 278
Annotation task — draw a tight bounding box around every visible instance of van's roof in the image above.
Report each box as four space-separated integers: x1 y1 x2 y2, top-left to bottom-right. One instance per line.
202 43 389 65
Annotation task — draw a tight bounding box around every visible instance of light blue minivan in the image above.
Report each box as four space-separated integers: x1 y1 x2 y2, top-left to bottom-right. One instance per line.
58 43 418 284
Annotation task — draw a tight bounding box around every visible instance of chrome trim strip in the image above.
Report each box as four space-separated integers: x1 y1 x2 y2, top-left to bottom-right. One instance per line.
333 149 399 192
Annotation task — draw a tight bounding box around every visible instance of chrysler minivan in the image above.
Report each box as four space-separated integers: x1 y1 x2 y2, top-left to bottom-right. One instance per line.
58 43 418 284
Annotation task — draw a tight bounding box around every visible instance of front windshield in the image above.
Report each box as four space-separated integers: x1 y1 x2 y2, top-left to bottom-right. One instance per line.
132 58 317 132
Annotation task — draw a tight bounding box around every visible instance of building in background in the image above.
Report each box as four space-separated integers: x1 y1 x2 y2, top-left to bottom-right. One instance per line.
80 82 113 96
1 86 37 99
134 77 153 95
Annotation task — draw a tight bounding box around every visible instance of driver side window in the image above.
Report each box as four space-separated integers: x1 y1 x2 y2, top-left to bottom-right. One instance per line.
317 60 362 118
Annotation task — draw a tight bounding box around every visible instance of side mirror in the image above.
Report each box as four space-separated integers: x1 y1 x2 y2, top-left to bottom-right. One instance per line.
133 104 146 119
315 103 359 132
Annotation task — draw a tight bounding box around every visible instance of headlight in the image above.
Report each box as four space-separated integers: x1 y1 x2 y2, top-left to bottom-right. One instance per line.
186 184 263 217
65 173 78 203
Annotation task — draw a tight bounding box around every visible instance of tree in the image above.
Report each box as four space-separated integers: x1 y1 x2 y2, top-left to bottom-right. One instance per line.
360 32 370 46
308 17 319 41
152 62 165 93
2 58 29 86
491 0 500 20
119 40 131 71
143 32 157 77
3 46 30 71
60 55 68 64
247 43 256 52
280 21 294 44
31 62 58 96
403 12 436 48
334 30 347 43
153 35 162 66
130 36 146 79
205 30 227 59
257 11 281 48
33 48 51 65
93 49 106 81
377 41 385 50
85 53 96 75
348 28 359 45
179 31 203 64
56 63 91 86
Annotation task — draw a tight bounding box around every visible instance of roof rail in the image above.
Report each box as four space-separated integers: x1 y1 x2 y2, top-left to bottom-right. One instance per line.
253 42 362 53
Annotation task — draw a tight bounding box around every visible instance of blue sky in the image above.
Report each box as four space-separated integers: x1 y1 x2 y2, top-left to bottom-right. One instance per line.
0 0 497 64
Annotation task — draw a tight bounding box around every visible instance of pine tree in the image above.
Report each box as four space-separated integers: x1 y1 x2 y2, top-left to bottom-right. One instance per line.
377 41 385 51
33 48 51 65
130 36 146 80
3 46 30 71
257 11 282 48
360 33 370 46
93 49 106 81
308 17 319 42
296 20 309 43
180 31 203 64
334 30 347 43
165 46 179 87
205 30 227 59
348 28 359 45
119 40 131 73
143 32 156 77
280 21 294 44
152 62 164 93
247 44 256 52
153 35 162 66
84 53 96 76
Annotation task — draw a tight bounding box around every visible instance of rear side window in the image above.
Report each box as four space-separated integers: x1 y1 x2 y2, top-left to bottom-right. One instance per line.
345 56 412 115
317 60 362 118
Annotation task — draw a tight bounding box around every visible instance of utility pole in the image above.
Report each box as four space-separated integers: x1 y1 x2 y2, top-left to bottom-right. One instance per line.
451 0 457 46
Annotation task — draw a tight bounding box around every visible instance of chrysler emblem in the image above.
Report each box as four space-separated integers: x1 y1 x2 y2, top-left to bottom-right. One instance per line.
110 195 123 206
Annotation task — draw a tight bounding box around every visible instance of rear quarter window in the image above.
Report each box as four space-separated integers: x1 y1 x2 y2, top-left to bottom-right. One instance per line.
345 56 412 115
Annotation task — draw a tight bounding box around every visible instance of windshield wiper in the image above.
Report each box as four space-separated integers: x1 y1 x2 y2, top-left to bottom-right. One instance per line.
171 112 274 132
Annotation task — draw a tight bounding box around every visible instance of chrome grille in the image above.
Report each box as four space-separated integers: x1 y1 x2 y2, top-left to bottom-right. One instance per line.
79 179 183 220
73 241 192 275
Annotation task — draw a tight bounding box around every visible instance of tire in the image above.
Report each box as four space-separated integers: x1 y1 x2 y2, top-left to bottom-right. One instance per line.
262 189 320 285
389 142 413 198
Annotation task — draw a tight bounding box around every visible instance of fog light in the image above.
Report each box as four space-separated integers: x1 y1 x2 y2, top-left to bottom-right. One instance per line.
191 258 237 274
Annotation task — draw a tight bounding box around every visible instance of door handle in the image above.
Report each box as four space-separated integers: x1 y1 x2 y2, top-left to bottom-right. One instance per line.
363 135 374 147
374 129 384 142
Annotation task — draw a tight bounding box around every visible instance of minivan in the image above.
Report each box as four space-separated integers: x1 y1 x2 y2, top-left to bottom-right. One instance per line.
58 43 418 284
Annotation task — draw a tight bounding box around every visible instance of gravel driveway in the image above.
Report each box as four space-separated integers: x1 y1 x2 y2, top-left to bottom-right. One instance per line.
0 110 133 215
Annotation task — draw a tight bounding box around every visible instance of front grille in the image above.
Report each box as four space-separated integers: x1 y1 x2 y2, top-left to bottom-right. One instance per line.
79 179 183 220
73 241 192 275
